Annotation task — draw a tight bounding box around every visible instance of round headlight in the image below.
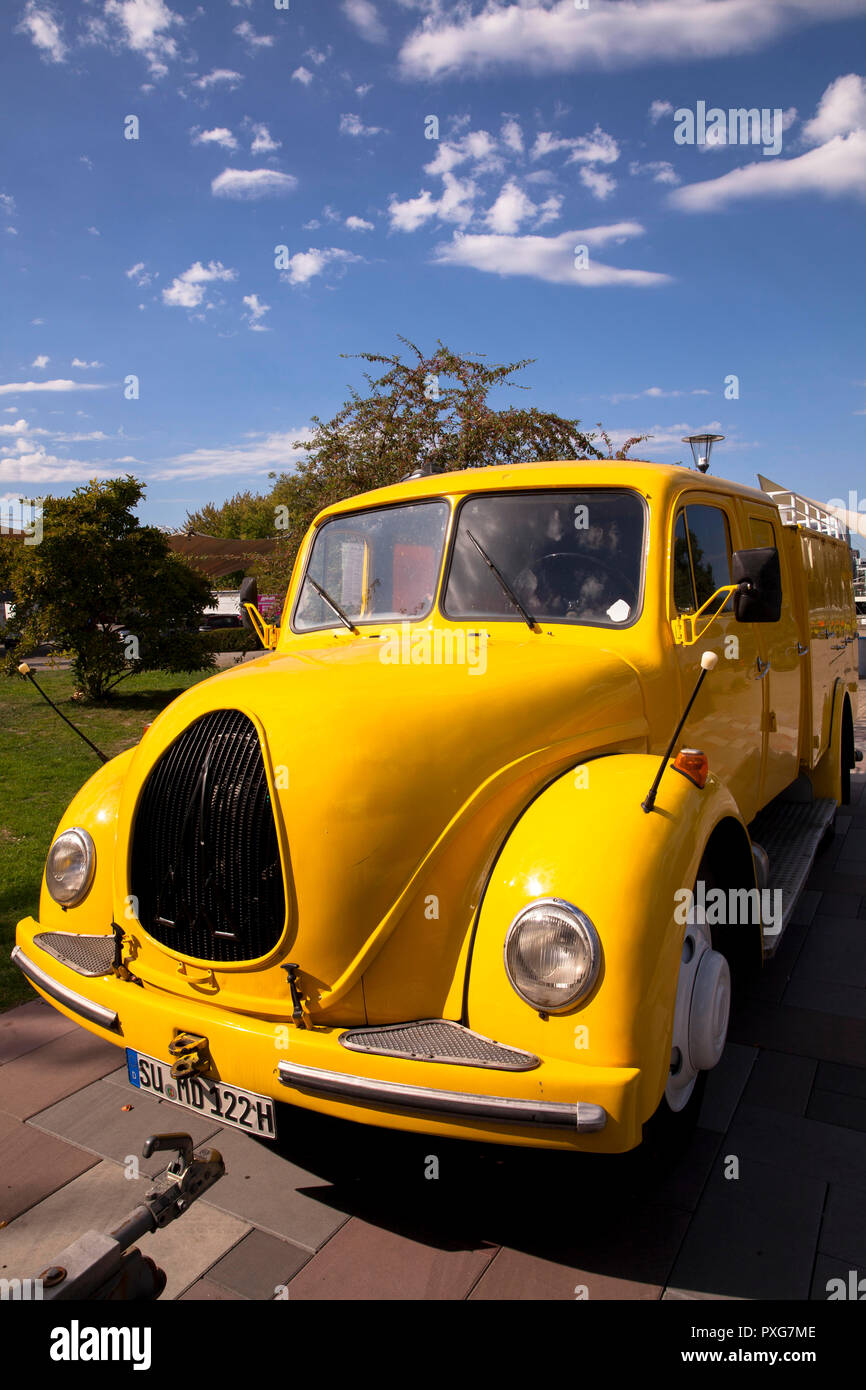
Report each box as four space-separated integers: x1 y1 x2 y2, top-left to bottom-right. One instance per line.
45 827 96 906
504 898 601 1012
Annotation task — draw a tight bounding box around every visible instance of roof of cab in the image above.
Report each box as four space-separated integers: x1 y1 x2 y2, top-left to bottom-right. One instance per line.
317 459 774 520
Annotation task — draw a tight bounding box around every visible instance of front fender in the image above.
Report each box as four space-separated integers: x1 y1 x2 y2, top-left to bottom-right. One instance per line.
34 748 136 934
465 752 747 1125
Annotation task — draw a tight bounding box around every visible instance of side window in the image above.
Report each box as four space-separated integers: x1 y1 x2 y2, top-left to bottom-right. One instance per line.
672 504 733 612
673 512 695 611
750 518 776 549
685 505 733 606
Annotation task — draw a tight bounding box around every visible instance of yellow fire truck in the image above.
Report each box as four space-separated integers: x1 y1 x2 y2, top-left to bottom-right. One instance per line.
13 460 859 1152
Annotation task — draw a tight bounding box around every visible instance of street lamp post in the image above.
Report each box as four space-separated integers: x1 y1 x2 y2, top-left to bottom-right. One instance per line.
682 433 725 473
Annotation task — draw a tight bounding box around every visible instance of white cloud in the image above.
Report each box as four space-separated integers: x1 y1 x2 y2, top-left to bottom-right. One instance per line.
103 0 183 77
501 118 524 154
432 224 671 288
0 193 15 216
0 445 117 484
0 420 36 436
192 68 243 89
125 261 153 286
580 166 616 200
399 0 863 80
279 247 362 286
650 99 674 123
71 358 104 369
802 73 866 145
605 386 712 404
342 0 387 44
425 129 499 176
249 123 280 154
531 125 618 165
356 82 372 97
16 2 66 64
345 215 374 230
192 126 238 151
0 379 108 396
154 428 309 481
339 113 384 137
234 20 274 49
485 179 539 233
31 355 50 369
389 171 477 231
630 159 680 185
242 293 271 331
292 65 313 85
211 168 298 199
671 77 866 212
162 260 237 309
305 46 330 66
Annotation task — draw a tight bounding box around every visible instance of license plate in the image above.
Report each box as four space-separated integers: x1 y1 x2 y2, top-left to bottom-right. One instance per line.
126 1049 276 1139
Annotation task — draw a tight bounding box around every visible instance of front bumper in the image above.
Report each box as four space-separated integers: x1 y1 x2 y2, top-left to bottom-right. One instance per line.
12 919 642 1151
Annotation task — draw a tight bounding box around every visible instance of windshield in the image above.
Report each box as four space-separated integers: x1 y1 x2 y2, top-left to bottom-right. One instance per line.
443 489 645 627
293 500 450 631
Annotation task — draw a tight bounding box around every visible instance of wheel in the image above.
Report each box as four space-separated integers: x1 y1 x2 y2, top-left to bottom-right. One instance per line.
643 859 731 1156
841 697 855 806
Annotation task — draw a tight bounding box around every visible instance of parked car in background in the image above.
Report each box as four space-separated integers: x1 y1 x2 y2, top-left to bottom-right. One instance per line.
199 614 243 632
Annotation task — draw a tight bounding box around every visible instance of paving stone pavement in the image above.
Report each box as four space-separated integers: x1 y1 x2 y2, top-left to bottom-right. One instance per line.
1 722 864 1301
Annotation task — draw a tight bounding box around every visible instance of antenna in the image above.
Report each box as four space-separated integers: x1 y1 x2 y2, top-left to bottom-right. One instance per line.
18 663 108 764
642 651 718 813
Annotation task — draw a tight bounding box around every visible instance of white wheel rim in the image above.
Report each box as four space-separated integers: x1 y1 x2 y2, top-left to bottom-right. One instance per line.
665 900 730 1112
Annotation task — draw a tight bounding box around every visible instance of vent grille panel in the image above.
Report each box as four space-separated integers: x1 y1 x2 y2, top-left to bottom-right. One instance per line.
130 709 286 963
339 1020 539 1071
34 932 115 977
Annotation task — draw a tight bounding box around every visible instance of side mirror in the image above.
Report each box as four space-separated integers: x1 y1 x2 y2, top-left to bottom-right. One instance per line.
239 576 258 632
732 547 782 623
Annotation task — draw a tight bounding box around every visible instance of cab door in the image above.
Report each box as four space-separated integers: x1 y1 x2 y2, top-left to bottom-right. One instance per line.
670 497 765 825
746 507 802 804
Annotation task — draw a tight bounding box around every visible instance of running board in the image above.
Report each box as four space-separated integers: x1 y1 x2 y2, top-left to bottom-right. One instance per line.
749 797 837 956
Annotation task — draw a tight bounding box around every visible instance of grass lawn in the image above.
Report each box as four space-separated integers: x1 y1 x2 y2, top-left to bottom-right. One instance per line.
0 666 215 1012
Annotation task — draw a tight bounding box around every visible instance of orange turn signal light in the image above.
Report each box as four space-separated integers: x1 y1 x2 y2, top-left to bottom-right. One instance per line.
673 747 709 789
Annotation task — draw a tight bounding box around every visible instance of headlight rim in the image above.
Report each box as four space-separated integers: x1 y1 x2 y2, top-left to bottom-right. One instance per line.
45 826 96 907
503 896 601 1014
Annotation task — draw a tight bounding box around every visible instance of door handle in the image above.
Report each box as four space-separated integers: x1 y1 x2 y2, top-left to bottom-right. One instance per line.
756 657 770 679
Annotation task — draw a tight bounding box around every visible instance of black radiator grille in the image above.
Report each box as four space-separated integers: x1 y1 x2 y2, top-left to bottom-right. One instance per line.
130 709 286 963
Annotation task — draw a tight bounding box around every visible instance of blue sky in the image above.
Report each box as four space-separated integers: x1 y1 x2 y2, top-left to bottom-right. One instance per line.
1 0 865 529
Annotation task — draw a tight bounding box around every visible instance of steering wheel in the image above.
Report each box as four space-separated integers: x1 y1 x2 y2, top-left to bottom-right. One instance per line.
513 551 638 614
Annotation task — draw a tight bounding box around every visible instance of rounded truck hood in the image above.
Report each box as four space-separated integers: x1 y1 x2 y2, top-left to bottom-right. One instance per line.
129 635 647 1019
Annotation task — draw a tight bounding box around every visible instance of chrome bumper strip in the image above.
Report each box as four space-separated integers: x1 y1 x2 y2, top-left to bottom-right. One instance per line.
11 945 120 1032
278 1059 606 1130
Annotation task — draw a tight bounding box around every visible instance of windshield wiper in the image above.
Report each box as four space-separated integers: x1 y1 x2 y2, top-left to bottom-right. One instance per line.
306 577 360 634
465 530 538 632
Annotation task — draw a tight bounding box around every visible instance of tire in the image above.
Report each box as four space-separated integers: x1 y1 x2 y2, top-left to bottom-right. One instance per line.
642 858 731 1158
841 698 855 806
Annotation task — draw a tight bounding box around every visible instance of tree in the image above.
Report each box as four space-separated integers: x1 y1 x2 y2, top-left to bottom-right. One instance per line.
203 340 648 593
3 477 215 700
183 488 278 541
